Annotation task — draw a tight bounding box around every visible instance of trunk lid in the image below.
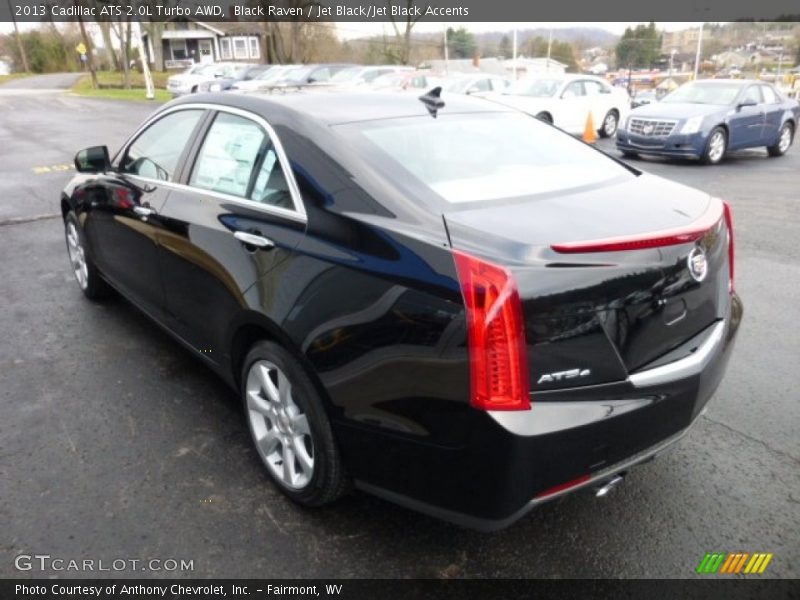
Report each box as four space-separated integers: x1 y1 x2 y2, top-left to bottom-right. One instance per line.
444 174 730 392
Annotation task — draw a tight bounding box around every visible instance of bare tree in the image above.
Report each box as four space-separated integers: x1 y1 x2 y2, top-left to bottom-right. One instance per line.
110 17 133 88
387 0 425 65
7 0 30 72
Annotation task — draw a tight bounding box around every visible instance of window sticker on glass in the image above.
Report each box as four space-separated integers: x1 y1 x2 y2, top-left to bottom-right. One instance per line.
191 113 265 198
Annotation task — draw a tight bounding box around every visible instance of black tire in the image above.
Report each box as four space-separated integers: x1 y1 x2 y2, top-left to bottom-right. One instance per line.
241 340 349 507
599 110 619 138
64 212 111 301
767 122 794 157
621 150 639 159
536 112 553 124
701 126 728 165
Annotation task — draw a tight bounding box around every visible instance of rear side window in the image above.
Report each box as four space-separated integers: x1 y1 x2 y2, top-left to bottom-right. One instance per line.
338 112 633 204
190 112 265 198
121 109 203 180
189 111 296 211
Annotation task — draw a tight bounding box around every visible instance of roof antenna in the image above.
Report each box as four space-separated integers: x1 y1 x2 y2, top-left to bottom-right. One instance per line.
419 87 445 118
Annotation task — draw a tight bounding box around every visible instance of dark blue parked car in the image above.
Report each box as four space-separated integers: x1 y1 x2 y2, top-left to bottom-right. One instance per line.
617 79 799 165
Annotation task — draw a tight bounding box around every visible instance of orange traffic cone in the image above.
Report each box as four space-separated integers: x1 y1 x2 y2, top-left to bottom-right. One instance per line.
583 111 598 144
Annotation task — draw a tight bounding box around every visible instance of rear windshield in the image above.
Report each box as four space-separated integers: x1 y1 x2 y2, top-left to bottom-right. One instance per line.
335 112 632 204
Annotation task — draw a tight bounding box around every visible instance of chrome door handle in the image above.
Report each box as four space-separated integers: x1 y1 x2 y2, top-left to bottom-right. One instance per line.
234 231 275 249
133 206 156 218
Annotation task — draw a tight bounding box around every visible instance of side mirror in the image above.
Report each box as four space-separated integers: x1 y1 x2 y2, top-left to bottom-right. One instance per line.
737 99 758 110
75 146 111 173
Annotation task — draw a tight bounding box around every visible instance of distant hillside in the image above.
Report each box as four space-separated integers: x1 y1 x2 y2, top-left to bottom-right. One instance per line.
473 27 618 49
406 26 619 56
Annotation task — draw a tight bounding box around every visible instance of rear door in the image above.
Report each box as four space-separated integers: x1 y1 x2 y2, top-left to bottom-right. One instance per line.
155 107 307 357
759 84 784 145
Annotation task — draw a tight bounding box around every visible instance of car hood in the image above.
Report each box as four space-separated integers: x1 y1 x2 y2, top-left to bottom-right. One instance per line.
631 102 728 120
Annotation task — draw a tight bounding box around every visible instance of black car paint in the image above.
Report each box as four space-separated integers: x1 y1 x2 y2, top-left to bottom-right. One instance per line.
62 91 741 530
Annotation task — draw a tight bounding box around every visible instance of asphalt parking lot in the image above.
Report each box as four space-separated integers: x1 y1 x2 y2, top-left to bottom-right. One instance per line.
1 76 798 579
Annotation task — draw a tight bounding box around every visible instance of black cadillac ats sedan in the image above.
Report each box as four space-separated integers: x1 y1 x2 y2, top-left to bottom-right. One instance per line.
62 89 742 531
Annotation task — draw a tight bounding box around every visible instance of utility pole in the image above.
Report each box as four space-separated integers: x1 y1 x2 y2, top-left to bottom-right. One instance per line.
693 22 704 80
76 2 98 89
512 28 517 80
547 29 553 71
135 23 154 100
8 0 30 72
443 26 449 76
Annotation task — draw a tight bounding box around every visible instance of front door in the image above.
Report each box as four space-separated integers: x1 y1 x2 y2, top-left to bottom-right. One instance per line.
157 109 307 356
198 39 214 63
85 108 207 316
729 85 766 149
558 80 589 133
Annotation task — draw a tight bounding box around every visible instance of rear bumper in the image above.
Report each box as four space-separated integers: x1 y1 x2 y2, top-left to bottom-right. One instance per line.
616 130 706 158
351 294 742 531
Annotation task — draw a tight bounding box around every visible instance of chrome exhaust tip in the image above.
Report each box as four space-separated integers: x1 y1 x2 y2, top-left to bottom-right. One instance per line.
594 474 625 498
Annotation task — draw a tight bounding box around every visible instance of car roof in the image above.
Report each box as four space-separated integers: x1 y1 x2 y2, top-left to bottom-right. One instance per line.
690 79 757 85
174 88 514 126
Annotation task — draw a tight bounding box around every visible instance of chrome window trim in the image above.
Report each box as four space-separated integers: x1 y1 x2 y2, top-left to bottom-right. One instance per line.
116 103 308 224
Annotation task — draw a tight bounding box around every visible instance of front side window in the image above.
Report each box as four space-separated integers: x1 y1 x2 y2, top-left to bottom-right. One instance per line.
190 112 265 198
562 81 585 98
760 85 779 104
507 78 560 97
121 109 204 180
583 80 607 96
741 85 763 105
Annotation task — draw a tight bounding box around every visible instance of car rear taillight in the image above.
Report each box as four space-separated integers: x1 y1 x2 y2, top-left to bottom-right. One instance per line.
453 251 530 411
723 201 735 294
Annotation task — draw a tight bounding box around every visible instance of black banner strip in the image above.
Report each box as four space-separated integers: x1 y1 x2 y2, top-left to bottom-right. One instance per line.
2 0 800 23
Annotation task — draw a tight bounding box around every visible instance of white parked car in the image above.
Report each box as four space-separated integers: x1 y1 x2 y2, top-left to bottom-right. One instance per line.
327 65 412 87
167 63 246 97
483 74 630 137
231 65 301 92
442 74 511 96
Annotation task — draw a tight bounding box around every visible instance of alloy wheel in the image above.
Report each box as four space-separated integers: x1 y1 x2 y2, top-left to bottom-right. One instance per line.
708 131 726 163
246 360 314 490
66 221 88 290
604 112 618 136
778 125 792 153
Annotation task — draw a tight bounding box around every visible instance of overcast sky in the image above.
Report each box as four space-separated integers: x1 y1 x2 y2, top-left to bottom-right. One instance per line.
0 20 704 37
334 21 704 39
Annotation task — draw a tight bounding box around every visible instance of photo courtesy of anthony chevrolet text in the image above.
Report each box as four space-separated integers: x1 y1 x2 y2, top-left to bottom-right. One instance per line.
0 0 798 597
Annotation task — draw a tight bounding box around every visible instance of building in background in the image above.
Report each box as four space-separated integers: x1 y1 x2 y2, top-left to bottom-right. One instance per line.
141 19 268 69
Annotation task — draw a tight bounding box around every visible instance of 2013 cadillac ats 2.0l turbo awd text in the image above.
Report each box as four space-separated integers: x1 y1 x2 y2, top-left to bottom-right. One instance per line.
62 89 741 530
